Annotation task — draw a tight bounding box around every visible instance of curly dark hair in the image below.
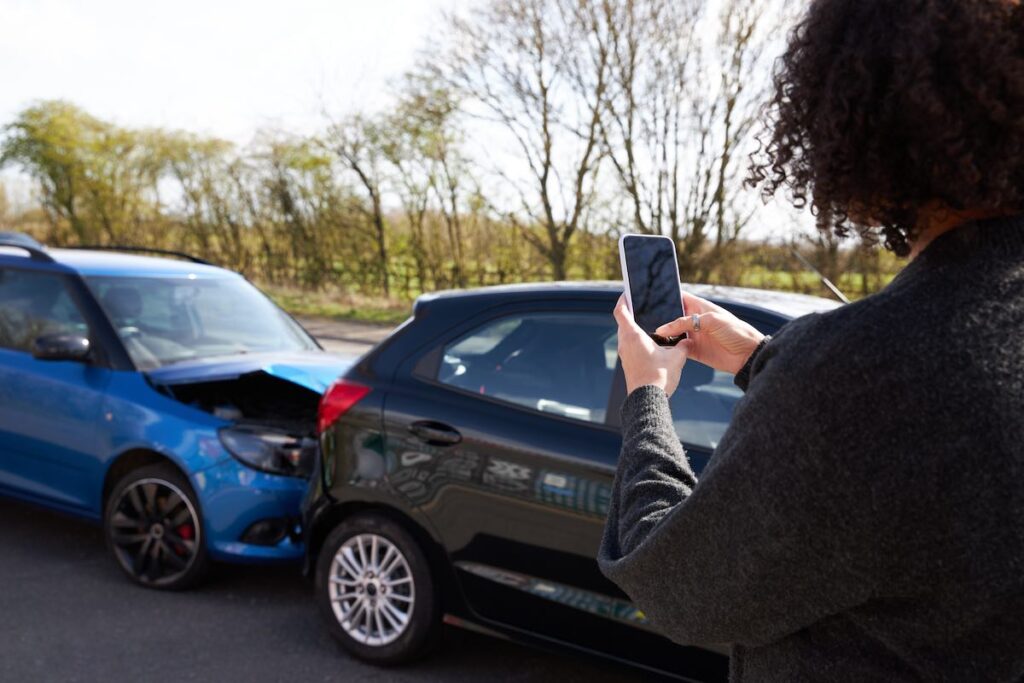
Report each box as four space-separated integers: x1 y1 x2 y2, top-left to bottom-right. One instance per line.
748 0 1024 255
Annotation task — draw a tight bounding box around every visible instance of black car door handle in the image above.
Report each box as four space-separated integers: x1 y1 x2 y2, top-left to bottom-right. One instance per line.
408 421 462 446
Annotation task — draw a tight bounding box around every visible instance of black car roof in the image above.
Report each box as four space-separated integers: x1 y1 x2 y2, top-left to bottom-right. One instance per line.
416 281 842 321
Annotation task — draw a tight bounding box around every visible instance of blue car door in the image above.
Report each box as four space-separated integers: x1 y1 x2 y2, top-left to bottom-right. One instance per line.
0 266 111 513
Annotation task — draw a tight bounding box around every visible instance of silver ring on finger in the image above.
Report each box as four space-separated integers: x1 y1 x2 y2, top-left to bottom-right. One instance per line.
692 313 701 332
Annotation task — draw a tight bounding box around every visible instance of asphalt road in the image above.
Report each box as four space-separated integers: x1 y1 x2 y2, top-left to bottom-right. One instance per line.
0 499 654 683
0 318 653 683
296 316 396 357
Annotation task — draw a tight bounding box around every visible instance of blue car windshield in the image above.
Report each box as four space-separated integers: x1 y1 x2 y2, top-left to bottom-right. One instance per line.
85 276 317 369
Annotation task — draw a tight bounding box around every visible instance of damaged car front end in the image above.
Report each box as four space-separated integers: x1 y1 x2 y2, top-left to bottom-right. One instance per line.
70 264 357 586
145 354 353 561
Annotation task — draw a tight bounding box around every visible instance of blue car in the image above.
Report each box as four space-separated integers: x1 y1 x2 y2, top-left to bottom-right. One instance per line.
0 233 352 589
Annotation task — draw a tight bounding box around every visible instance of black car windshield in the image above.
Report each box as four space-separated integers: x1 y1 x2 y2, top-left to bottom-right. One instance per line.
85 275 317 369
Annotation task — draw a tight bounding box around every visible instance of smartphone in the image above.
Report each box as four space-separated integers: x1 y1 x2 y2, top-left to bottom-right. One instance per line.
619 234 686 346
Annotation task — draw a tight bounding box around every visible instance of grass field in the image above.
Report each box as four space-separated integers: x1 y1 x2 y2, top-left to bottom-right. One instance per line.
734 267 896 299
263 269 896 325
261 283 413 325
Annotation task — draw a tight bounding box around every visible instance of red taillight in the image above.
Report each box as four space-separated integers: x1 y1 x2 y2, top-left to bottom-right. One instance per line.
318 380 371 433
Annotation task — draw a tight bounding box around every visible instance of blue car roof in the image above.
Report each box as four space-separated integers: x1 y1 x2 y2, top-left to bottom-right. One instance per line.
8 247 238 279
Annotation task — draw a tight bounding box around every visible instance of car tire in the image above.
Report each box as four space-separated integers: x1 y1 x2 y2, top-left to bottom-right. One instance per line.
104 463 209 590
316 512 440 665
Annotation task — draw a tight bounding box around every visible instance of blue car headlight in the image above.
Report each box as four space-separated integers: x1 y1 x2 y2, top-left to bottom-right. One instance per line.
218 426 317 478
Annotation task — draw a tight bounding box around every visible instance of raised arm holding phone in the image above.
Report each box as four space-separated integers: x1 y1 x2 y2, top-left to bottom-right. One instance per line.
599 1 1024 681
614 290 765 396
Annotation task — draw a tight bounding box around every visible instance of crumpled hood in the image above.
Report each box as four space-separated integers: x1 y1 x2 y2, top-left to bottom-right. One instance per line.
146 351 355 394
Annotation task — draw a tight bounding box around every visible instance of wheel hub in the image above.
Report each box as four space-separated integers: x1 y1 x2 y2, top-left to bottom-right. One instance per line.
108 478 199 587
328 533 415 647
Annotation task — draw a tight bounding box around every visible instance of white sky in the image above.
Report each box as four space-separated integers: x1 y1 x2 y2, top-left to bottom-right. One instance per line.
0 0 466 144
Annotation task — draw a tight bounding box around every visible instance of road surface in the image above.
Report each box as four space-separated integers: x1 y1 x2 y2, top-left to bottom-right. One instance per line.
296 316 395 357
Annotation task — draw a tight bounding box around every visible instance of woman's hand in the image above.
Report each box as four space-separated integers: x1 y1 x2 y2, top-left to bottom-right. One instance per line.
654 291 765 375
614 295 690 397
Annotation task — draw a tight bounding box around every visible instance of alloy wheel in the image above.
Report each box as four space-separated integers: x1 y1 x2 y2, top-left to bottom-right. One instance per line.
109 478 200 586
328 533 415 646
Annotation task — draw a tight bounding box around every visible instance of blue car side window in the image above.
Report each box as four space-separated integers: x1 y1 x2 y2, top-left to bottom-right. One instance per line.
0 268 88 353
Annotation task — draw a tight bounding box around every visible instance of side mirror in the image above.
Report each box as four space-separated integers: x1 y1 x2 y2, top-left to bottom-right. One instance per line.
32 334 91 363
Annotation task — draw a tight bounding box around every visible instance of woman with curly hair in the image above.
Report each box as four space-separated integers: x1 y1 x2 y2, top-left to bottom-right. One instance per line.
599 1 1024 680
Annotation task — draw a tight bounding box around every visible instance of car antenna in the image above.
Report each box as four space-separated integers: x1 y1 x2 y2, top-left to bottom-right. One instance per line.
789 248 851 304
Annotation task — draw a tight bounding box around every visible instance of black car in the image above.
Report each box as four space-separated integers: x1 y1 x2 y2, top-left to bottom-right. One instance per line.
304 282 841 680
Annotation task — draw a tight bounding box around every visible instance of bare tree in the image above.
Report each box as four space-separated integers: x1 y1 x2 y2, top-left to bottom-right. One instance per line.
383 73 472 290
380 116 435 292
162 133 254 268
438 0 610 280
327 115 392 296
580 0 783 280
0 182 10 231
585 0 700 241
693 0 782 281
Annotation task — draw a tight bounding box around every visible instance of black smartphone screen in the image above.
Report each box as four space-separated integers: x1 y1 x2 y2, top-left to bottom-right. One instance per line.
623 235 684 343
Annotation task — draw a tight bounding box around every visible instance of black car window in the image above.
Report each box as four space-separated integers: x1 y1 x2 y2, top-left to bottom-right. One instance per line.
604 334 742 451
660 306 781 450
0 268 88 353
667 362 742 451
439 313 617 424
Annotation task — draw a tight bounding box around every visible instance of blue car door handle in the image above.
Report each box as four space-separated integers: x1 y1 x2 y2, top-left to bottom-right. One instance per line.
408 421 462 446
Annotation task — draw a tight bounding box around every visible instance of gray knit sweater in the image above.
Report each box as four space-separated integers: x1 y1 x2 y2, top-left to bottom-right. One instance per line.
599 215 1024 682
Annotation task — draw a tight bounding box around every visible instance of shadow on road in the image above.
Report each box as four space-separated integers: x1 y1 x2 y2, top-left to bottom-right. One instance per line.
0 497 653 682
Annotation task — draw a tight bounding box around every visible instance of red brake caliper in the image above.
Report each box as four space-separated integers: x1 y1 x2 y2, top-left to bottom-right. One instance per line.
175 524 194 555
